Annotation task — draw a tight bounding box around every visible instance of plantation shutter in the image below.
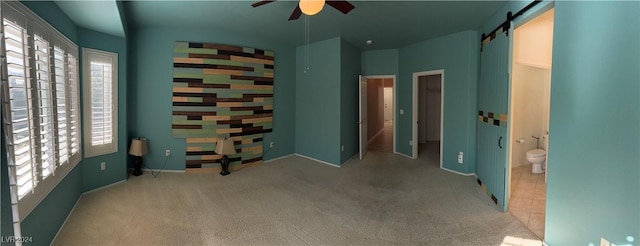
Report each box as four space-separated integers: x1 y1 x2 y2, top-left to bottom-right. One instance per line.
4 18 37 199
90 61 113 146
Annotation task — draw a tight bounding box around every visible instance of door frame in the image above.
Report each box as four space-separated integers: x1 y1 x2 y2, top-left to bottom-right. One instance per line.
506 1 555 206
361 75 397 154
412 70 444 169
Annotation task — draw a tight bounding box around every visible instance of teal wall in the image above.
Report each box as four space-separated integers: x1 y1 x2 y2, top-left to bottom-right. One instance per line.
21 1 78 42
78 28 128 192
397 31 479 174
361 49 399 76
295 37 361 165
339 39 361 164
129 27 296 170
545 1 640 245
20 166 81 246
295 38 342 165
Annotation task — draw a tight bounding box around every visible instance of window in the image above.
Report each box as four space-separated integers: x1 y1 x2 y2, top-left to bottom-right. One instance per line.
82 48 117 157
1 1 81 223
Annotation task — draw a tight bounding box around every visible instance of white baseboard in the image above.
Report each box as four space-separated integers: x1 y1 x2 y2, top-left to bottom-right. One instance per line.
83 179 127 195
264 154 295 163
441 167 476 176
294 154 341 168
368 127 385 145
396 152 413 159
51 193 82 244
128 168 186 173
142 168 185 173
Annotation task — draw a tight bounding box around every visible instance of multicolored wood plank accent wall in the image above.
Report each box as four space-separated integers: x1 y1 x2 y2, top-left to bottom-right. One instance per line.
172 42 274 171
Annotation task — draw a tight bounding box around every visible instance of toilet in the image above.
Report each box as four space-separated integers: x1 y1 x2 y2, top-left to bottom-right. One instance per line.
526 149 546 174
526 134 548 174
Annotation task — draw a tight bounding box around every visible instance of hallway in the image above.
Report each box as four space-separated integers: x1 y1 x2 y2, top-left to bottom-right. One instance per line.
367 121 393 152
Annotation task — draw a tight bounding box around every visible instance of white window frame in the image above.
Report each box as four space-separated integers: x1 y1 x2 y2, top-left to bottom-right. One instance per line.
82 48 118 158
1 1 81 224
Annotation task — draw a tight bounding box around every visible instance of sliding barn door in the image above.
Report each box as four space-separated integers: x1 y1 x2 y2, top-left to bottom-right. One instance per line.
477 27 511 211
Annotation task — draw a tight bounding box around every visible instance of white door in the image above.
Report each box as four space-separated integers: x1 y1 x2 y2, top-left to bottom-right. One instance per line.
359 75 368 160
383 87 393 121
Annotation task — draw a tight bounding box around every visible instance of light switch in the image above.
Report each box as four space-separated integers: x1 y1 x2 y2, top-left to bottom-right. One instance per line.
400 109 404 115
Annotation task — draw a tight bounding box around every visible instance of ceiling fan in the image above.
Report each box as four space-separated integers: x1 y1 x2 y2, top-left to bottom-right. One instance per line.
251 0 356 21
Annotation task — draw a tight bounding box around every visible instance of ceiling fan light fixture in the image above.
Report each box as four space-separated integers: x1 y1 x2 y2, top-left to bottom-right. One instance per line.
299 0 325 16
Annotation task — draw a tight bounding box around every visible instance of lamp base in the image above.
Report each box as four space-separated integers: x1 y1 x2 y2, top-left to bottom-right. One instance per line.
220 155 230 176
133 156 143 176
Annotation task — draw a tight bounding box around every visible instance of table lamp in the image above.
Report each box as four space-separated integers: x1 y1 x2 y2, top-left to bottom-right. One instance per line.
129 138 148 176
216 137 236 176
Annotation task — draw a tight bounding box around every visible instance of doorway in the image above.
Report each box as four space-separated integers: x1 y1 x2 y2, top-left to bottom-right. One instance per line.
507 8 554 239
412 70 443 167
365 76 395 153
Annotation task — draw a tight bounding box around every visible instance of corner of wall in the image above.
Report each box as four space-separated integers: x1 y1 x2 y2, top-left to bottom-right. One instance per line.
339 38 362 164
466 30 479 174
77 29 128 192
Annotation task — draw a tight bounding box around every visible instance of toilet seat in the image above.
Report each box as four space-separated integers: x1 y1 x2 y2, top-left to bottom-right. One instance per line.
526 149 546 158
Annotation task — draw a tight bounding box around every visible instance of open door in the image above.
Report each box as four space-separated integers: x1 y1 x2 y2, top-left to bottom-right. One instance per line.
477 25 512 211
359 75 368 160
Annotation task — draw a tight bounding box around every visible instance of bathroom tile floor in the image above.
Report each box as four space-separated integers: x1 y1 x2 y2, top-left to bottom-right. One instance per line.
510 164 546 239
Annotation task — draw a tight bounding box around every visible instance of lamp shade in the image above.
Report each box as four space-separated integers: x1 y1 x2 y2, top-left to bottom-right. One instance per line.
129 138 148 157
299 0 325 16
215 138 236 156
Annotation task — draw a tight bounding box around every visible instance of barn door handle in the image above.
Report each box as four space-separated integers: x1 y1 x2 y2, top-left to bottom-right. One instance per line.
498 136 503 149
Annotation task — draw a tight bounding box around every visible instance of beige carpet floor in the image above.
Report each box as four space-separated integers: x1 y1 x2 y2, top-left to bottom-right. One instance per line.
53 145 541 246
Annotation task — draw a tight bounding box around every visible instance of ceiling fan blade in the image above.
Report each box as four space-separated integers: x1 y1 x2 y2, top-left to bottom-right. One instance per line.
288 5 303 21
326 0 355 14
251 0 276 8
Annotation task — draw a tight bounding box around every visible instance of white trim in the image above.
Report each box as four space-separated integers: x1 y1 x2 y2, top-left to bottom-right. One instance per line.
141 168 185 173
50 195 82 245
263 154 295 163
412 70 444 169
358 75 367 160
397 152 413 159
368 127 385 145
442 167 476 177
127 168 186 173
361 75 397 153
82 179 126 195
507 20 516 207
294 154 341 168
82 48 119 158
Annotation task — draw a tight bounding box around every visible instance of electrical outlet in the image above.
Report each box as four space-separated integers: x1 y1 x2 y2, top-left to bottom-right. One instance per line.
165 149 171 157
409 140 412 146
341 145 344 152
270 142 274 148
100 162 105 171
400 109 404 115
458 152 464 164
600 237 610 246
